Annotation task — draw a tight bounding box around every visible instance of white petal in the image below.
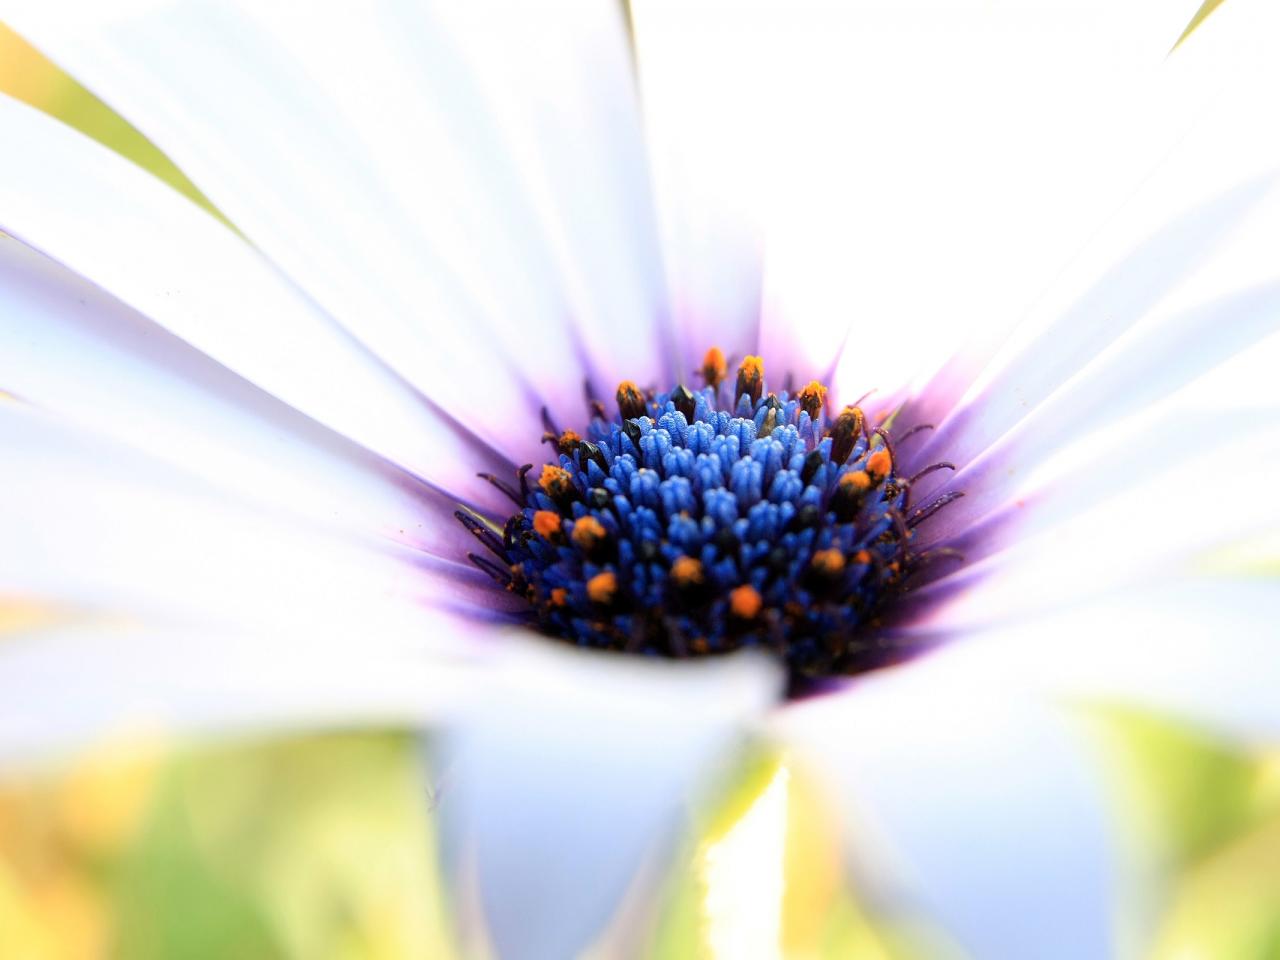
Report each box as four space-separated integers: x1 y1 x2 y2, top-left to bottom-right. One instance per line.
942 578 1280 741
775 648 1114 959
2 1 672 449
915 2 1280 467
0 616 485 768
0 93 515 510
438 641 781 960
905 399 1280 630
0 231 495 561
0 401 512 631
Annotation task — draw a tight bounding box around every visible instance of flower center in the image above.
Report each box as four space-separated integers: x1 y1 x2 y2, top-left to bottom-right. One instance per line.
459 349 961 684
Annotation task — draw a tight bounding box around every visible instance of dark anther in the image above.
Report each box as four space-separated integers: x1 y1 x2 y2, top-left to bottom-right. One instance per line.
578 440 608 472
787 503 821 532
517 463 533 500
735 356 764 406
637 539 661 564
797 381 828 422
830 471 871 522
908 491 965 529
829 406 865 466
477 472 524 506
670 384 697 421
468 552 512 585
454 510 508 559
800 450 826 486
621 418 643 446
616 380 647 421
908 462 956 485
713 527 741 556
588 488 612 511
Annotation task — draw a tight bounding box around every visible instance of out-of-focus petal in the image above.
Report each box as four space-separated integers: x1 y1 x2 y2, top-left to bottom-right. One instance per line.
0 93 515 511
0 401 510 631
0 618 483 768
774 644 1114 960
437 642 781 960
0 232 497 560
1 0 672 453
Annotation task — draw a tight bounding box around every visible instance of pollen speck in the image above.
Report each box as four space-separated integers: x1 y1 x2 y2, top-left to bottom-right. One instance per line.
735 356 764 405
672 555 705 585
811 548 846 574
538 464 575 503
571 516 607 550
829 406 865 465
702 347 727 388
840 470 872 492
587 571 618 604
729 585 763 619
797 381 828 420
533 510 562 538
550 587 568 606
866 448 892 479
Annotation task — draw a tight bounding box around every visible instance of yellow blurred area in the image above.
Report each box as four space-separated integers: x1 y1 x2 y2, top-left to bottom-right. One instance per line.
1095 708 1280 959
636 749 962 960
0 21 222 222
0 734 458 960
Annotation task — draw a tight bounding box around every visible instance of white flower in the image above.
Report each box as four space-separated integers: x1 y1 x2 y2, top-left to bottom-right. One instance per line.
1 0 1279 956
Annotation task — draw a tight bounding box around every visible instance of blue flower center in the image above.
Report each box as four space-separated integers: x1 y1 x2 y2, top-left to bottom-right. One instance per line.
460 350 958 683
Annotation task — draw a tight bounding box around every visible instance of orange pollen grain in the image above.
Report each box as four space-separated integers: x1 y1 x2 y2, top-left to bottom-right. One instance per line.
729 585 763 618
811 548 846 574
558 429 582 446
671 555 705 585
539 464 572 493
738 355 764 380
587 571 618 604
550 587 568 607
797 380 828 417
571 516 607 548
702 346 728 386
853 550 872 565
532 510 562 538
866 449 892 478
840 470 872 492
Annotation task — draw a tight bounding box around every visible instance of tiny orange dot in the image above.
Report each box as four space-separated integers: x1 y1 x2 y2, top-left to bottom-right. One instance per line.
866 448 892 478
571 516 607 548
539 464 573 494
671 555 705 585
839 470 872 492
738 355 764 380
587 571 618 604
729 585 763 619
853 550 872 565
797 381 828 418
811 548 845 574
702 346 728 386
550 587 568 606
533 510 562 538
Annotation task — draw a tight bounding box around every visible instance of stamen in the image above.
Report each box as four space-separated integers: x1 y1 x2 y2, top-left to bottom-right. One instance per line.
796 381 828 421
702 347 728 388
735 356 765 406
616 380 647 421
829 406 865 466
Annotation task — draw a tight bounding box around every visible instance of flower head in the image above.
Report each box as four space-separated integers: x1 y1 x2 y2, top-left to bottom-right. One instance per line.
2 0 1280 956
